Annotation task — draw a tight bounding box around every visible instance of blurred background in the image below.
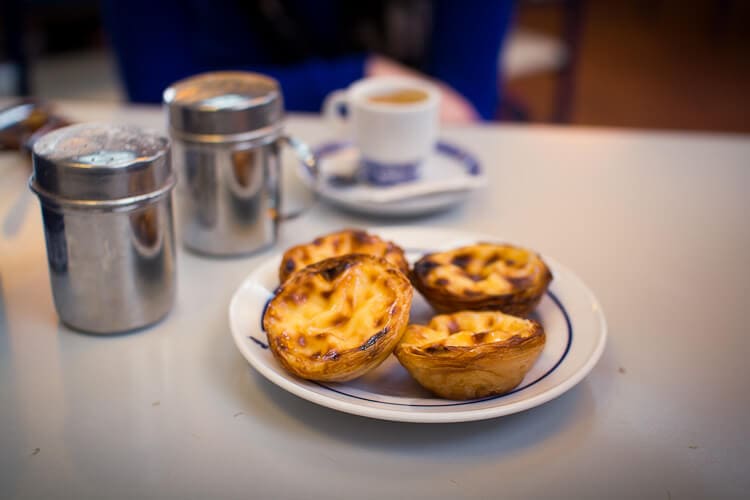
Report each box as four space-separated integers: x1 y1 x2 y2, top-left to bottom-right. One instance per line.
1 0 748 133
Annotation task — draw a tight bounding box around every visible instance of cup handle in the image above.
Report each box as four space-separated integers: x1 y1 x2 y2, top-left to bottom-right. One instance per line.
322 90 349 138
277 134 318 222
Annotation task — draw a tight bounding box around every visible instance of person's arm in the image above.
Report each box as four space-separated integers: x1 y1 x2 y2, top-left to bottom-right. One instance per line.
426 0 516 120
101 0 195 103
246 56 365 113
102 0 367 110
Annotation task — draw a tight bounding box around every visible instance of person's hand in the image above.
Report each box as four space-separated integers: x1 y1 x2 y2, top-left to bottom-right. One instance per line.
365 55 480 124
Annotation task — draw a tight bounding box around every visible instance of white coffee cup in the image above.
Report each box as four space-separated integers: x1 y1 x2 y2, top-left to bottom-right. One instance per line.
323 76 440 185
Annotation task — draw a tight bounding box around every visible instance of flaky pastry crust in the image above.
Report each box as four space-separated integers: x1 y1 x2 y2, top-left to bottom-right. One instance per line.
395 311 545 400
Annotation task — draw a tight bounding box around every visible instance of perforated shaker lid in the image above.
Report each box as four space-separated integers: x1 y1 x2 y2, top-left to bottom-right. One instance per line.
30 123 173 206
163 71 283 140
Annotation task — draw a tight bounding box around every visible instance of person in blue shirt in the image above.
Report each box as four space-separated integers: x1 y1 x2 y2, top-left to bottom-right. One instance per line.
102 0 514 123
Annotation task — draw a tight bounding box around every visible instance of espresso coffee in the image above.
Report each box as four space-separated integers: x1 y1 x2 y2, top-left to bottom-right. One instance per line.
368 88 429 105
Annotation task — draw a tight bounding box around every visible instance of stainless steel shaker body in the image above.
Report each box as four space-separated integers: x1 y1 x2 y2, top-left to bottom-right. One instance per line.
164 72 315 256
170 132 281 256
30 124 176 334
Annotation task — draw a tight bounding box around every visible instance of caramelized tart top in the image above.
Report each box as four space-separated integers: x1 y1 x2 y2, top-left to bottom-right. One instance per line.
279 229 408 282
412 243 551 297
265 254 412 361
400 311 543 352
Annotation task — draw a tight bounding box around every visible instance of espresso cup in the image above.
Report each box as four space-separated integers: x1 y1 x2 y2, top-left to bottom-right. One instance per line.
323 76 440 185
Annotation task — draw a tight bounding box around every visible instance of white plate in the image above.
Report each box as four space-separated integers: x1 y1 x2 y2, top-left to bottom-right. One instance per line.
297 141 486 217
229 227 607 423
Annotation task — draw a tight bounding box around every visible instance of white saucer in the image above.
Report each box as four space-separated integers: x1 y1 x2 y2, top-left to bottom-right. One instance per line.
296 141 486 217
229 226 607 423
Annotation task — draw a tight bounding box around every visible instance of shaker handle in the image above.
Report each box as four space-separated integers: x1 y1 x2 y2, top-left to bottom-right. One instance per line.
277 134 318 222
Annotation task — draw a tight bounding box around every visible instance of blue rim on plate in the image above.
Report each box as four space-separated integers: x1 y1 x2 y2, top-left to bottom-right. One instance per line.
297 141 485 217
250 290 572 408
307 140 482 185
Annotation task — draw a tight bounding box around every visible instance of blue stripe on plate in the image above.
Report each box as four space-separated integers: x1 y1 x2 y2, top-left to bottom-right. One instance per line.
311 140 482 179
256 290 573 408
311 291 572 407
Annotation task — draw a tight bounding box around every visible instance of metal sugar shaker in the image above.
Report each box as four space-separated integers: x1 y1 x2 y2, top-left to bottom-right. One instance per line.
163 71 316 257
29 123 177 334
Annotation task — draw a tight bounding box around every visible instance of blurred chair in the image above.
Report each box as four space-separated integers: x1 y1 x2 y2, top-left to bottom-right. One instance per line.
499 0 585 123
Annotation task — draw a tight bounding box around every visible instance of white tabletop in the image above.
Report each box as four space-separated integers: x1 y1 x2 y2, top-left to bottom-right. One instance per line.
1 101 749 499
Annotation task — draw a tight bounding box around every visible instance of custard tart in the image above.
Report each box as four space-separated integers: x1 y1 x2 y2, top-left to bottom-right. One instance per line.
278 229 408 283
411 243 552 316
264 254 413 382
395 311 545 400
